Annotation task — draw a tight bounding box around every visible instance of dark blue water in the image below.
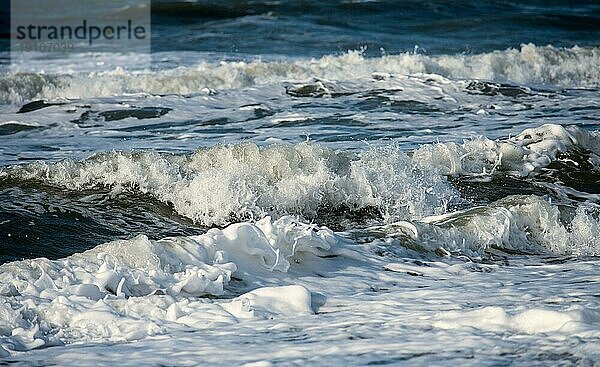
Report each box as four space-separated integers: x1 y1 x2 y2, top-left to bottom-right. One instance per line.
1 1 598 61
150 0 600 57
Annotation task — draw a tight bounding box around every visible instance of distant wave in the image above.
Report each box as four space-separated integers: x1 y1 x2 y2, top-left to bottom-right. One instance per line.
1 44 599 104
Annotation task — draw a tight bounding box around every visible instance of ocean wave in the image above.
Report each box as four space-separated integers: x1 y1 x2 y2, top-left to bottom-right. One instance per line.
374 195 600 258
413 123 600 177
1 44 598 104
3 141 460 226
3 124 598 227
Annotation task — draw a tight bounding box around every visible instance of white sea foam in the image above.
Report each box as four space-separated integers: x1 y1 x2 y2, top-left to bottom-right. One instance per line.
434 306 600 334
7 141 460 225
1 44 598 103
2 223 598 361
413 123 600 177
0 216 336 353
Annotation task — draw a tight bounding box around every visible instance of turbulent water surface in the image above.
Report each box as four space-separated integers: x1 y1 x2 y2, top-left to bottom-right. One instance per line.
0 1 599 365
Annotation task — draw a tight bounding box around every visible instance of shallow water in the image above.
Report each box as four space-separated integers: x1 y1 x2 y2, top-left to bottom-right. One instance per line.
0 0 599 365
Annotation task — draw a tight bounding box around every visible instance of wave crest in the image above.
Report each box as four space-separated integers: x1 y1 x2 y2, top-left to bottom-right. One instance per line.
2 44 598 104
4 124 599 227
4 142 459 226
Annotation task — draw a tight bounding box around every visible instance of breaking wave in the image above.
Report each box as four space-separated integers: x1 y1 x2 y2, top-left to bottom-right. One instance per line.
2 141 461 226
2 124 598 227
375 195 600 258
1 44 599 104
